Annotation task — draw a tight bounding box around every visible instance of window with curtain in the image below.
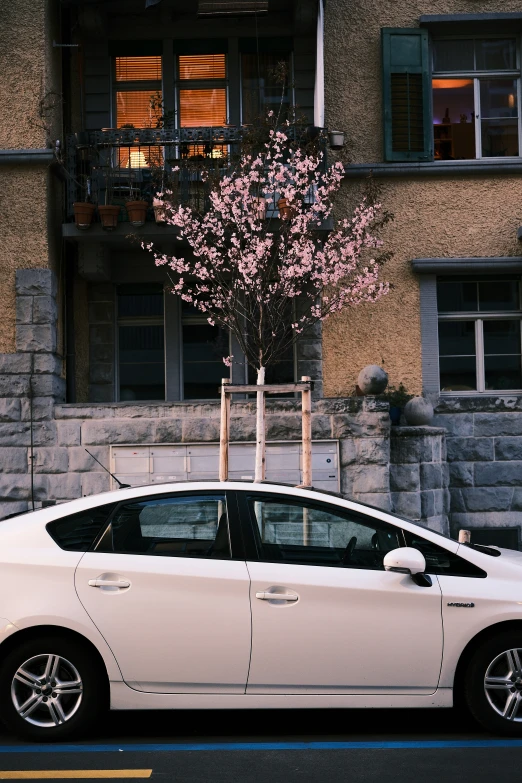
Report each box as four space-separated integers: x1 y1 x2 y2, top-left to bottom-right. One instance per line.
177 54 228 128
114 55 163 167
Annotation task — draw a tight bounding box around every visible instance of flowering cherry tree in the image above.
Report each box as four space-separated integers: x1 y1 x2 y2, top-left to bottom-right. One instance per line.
144 122 390 480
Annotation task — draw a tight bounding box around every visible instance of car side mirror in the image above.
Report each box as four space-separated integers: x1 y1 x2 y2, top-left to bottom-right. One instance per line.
383 547 432 587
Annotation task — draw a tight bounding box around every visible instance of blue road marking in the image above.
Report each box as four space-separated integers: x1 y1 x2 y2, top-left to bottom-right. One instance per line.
0 740 521 753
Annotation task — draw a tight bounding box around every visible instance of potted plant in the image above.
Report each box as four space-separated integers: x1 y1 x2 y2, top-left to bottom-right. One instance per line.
380 383 413 425
277 197 295 220
125 156 148 227
73 173 95 230
98 165 120 231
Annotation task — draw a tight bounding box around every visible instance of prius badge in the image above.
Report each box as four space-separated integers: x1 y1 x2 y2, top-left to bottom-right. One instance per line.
447 602 475 608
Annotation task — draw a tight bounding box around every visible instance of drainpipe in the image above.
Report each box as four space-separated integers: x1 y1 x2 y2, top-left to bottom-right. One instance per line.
0 149 55 165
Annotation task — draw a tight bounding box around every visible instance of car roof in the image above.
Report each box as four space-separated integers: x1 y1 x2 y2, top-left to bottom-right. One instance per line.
0 480 460 553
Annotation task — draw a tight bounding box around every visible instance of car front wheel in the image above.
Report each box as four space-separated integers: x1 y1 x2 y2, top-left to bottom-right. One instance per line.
465 632 522 735
0 635 107 741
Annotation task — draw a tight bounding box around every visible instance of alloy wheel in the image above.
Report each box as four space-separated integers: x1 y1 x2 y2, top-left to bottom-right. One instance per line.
10 653 83 728
484 647 522 721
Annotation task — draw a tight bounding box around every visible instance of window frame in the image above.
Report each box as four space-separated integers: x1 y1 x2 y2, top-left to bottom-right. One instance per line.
237 491 487 576
111 55 164 131
93 489 246 561
115 284 167 403
175 53 229 132
431 34 522 161
437 276 522 395
239 491 405 570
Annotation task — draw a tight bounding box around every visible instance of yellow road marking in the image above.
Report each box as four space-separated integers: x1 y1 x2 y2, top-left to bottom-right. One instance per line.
0 772 152 779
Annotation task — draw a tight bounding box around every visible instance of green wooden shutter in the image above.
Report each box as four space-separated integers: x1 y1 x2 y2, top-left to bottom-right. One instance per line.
382 28 432 162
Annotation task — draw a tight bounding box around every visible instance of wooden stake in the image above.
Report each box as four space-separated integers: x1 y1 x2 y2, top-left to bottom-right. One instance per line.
301 375 312 488
254 366 266 482
219 378 231 482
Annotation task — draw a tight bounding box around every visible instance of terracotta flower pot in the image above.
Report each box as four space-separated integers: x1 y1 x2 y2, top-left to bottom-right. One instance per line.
277 197 295 220
126 200 149 227
73 202 95 230
98 205 121 231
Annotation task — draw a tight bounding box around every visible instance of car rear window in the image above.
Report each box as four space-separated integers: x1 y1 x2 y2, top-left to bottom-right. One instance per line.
46 503 116 551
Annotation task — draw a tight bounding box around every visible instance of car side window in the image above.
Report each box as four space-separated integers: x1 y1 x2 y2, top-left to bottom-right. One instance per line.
46 503 117 551
110 494 231 559
403 531 487 578
247 496 401 570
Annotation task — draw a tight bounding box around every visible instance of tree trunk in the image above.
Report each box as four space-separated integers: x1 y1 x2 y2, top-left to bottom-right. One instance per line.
254 366 266 483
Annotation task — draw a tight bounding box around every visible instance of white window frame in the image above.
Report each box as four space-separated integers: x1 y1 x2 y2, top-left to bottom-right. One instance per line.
437 279 522 395
432 34 522 160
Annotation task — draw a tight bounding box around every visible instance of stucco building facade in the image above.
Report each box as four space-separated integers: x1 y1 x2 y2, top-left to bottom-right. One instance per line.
1 0 522 546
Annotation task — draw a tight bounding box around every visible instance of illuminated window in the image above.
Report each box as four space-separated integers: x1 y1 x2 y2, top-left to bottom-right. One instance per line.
177 54 228 129
114 55 163 168
432 38 520 160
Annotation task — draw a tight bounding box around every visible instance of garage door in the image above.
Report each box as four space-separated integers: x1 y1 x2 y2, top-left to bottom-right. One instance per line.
110 441 339 492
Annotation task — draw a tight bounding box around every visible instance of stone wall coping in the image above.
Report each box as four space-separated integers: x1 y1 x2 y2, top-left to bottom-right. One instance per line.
391 426 447 437
436 396 522 413
54 397 386 417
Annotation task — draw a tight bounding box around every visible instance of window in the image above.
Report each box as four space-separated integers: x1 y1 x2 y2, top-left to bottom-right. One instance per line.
403 531 487 577
437 276 522 393
46 504 116 551
117 285 165 401
248 496 401 569
176 53 228 156
432 37 520 159
109 494 231 558
114 56 163 167
241 52 291 123
181 302 229 399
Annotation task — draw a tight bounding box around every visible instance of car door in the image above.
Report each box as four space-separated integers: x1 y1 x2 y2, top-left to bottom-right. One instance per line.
240 492 443 695
75 490 251 694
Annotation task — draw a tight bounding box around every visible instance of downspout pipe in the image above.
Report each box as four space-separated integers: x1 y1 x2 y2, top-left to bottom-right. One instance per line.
0 149 55 165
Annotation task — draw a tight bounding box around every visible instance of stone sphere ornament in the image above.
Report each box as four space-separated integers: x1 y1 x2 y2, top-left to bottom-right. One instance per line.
357 365 389 395
403 397 434 426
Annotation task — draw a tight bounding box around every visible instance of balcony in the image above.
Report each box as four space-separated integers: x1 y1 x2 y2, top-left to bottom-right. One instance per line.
64 125 329 235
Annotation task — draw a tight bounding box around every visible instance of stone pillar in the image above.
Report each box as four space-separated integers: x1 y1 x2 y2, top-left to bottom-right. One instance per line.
390 426 450 535
0 269 65 517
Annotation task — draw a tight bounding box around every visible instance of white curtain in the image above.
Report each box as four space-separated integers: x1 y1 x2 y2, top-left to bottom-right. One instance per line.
313 0 325 128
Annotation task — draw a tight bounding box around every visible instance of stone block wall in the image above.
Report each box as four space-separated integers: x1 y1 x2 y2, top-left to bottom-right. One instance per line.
46 396 391 510
434 398 522 539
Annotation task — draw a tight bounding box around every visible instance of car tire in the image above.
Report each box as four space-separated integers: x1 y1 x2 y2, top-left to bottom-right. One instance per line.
0 634 107 741
465 632 522 736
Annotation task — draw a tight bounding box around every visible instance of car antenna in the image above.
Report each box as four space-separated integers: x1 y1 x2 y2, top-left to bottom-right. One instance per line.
85 449 132 489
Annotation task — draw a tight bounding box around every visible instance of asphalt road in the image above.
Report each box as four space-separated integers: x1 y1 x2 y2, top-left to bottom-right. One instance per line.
0 707 521 782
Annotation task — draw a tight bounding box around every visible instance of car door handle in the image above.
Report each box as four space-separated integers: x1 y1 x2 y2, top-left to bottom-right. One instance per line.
88 579 131 588
255 591 298 602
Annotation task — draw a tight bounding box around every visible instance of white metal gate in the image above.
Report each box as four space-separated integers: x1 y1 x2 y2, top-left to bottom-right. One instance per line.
110 441 339 491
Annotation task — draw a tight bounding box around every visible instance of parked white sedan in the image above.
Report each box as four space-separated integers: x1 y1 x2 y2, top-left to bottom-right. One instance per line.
0 480 521 740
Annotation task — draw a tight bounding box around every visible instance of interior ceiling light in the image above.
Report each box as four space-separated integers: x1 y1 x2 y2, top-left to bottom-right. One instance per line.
198 1 269 16
432 79 474 89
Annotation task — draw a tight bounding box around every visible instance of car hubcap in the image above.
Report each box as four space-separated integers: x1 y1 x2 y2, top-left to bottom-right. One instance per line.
484 647 522 721
11 654 83 727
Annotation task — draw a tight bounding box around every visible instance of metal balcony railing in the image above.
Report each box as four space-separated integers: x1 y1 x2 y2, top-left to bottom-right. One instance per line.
65 126 327 226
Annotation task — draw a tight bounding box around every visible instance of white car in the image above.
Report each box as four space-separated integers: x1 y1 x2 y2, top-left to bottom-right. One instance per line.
0 480 521 740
